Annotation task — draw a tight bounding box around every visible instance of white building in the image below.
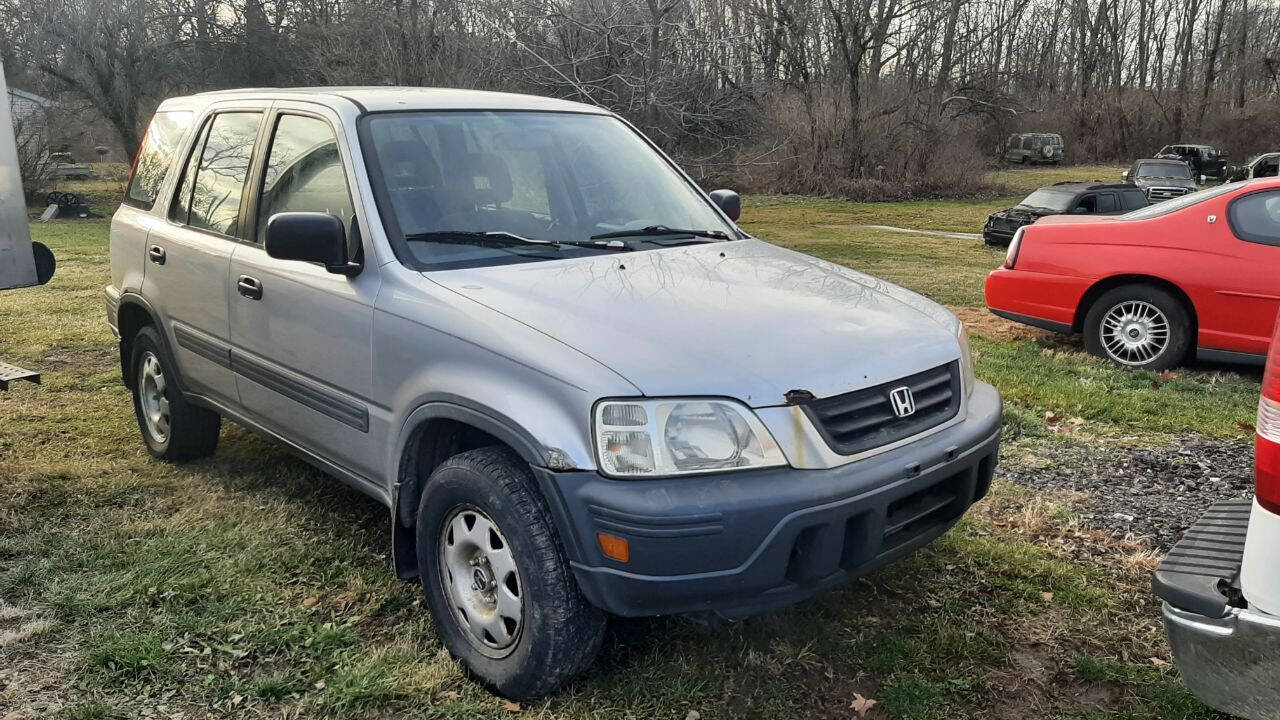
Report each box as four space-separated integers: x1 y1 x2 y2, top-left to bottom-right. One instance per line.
7 87 51 151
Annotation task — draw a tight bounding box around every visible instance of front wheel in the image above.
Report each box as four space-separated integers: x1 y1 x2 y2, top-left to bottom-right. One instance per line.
416 447 605 699
1083 285 1192 371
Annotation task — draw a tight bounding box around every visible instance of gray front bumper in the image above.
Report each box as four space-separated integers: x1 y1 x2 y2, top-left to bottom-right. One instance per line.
1164 603 1280 720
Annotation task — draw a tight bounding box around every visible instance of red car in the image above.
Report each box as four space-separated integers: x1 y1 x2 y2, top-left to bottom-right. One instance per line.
985 177 1280 370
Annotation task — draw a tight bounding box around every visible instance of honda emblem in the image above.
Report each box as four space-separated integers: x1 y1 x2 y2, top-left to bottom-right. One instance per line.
889 386 915 418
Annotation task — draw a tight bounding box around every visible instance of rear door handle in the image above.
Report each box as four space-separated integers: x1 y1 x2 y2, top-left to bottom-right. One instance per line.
147 245 166 265
237 275 262 300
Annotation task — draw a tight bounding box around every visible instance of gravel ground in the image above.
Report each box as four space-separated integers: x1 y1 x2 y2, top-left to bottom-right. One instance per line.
1001 435 1255 549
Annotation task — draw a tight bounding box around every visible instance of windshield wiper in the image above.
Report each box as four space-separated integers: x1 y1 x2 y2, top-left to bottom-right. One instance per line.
404 230 557 248
406 230 634 253
589 225 732 242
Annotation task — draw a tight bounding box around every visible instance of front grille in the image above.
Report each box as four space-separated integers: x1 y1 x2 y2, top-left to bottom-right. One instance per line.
802 361 961 455
1147 186 1190 201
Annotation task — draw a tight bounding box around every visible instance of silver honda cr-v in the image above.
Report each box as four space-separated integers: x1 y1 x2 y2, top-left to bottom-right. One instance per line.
106 87 1003 698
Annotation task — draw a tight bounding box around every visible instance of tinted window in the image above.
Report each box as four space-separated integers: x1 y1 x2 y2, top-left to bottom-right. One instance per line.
1121 190 1148 210
1095 193 1117 212
1229 191 1280 247
1017 188 1075 212
1075 194 1097 212
258 115 354 242
1136 162 1192 179
170 120 209 226
173 113 261 236
1258 157 1279 178
125 111 193 210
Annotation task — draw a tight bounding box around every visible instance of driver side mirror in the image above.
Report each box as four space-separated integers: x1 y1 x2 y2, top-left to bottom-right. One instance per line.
265 212 362 276
709 189 741 222
1121 170 1130 181
1071 206 1090 214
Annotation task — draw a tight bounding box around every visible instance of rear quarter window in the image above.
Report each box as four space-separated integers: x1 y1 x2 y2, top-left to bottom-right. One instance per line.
1228 190 1280 247
124 111 194 210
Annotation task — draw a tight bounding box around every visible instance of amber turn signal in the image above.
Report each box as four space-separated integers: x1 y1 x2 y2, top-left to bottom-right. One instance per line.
596 532 630 563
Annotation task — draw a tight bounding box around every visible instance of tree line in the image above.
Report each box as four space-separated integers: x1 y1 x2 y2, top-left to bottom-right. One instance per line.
3 0 1278 197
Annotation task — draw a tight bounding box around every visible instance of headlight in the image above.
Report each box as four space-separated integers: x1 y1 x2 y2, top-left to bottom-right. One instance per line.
957 322 976 397
594 399 787 477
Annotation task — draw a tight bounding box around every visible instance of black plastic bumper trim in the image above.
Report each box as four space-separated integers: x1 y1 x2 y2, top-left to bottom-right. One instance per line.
1153 499 1251 619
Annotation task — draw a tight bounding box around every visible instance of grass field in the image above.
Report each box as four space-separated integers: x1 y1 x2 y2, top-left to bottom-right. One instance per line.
1 173 1255 719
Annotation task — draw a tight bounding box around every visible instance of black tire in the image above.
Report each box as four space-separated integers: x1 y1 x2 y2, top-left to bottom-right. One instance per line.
129 325 221 461
416 446 605 699
1083 284 1192 371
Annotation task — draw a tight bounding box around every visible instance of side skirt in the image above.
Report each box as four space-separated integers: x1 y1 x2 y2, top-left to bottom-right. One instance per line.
1196 347 1267 367
183 391 391 507
988 308 1073 334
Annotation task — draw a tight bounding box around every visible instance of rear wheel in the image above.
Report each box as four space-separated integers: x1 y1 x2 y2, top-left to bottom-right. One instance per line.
416 446 605 699
1083 285 1192 371
129 325 221 460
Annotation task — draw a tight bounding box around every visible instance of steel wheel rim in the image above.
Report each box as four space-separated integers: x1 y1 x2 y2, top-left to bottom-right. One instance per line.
138 351 170 443
1099 300 1170 366
438 505 523 658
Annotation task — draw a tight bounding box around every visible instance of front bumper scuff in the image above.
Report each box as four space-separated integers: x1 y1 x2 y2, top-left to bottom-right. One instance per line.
539 382 1002 618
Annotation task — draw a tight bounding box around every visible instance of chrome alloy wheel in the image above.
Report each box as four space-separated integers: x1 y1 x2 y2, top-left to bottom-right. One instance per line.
439 506 523 658
1099 300 1170 366
138 351 171 443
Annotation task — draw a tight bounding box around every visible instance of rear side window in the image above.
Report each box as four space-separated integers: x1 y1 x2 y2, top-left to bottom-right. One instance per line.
1229 190 1280 247
124 111 193 210
258 114 355 242
170 112 262 237
1121 190 1147 210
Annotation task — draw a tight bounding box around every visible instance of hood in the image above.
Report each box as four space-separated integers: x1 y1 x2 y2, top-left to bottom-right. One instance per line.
426 239 961 406
1133 176 1197 189
991 207 1050 222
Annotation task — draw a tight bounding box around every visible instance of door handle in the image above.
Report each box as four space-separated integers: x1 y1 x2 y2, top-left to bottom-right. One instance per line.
147 245 166 265
237 275 262 300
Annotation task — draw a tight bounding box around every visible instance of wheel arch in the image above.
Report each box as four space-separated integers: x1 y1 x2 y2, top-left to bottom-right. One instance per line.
389 399 575 580
116 294 161 389
1072 274 1198 337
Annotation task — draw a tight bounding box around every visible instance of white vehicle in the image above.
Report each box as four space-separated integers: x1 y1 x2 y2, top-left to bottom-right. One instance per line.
1155 311 1280 718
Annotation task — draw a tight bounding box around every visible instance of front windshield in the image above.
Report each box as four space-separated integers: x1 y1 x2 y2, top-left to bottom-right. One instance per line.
364 111 737 269
1017 188 1074 212
1136 162 1192 179
1120 182 1237 220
